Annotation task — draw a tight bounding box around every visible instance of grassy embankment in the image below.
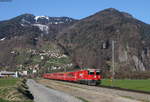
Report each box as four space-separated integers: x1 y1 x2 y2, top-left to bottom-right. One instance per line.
101 79 150 92
0 78 33 102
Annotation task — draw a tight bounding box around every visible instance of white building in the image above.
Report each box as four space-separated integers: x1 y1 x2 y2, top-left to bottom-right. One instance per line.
0 71 18 78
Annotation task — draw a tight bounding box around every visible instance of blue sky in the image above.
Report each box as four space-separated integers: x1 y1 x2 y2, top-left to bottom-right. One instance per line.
0 0 150 24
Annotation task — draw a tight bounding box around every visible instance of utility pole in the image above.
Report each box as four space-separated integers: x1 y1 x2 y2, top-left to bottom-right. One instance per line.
112 40 115 86
64 67 66 72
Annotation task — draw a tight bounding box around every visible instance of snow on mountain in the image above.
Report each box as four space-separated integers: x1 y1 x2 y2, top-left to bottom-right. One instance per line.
20 23 25 27
34 16 49 22
16 14 77 36
54 22 58 24
33 24 49 34
0 38 6 41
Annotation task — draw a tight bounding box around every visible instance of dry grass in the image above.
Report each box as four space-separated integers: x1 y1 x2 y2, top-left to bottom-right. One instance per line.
0 78 33 102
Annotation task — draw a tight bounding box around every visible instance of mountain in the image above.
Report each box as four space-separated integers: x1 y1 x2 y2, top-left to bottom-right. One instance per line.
0 14 77 71
57 8 150 78
0 14 77 40
1 9 150 78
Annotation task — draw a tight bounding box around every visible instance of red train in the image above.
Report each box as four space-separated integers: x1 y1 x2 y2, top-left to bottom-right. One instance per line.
43 69 102 85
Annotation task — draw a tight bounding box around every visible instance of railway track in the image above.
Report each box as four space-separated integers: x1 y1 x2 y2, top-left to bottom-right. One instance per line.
37 79 150 102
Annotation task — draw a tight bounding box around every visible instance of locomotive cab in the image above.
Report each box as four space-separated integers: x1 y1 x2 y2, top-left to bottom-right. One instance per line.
87 69 102 85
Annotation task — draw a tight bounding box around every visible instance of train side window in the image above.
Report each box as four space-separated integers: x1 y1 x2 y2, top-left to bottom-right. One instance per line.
68 73 74 77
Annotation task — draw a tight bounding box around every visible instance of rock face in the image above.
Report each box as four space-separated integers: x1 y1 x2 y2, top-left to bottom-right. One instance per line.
57 8 150 74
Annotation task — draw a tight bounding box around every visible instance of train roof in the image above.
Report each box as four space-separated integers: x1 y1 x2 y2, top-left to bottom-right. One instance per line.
44 68 101 75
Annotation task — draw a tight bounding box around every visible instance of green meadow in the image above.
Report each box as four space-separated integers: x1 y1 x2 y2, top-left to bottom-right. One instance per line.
0 78 19 87
101 79 150 92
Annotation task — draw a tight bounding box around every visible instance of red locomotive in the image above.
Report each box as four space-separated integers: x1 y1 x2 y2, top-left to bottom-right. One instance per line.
43 69 102 85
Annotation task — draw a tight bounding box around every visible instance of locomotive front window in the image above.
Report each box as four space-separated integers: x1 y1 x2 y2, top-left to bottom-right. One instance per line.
88 71 94 75
96 72 100 75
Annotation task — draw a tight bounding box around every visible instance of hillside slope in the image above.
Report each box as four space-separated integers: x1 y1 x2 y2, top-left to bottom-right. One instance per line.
57 8 150 77
0 14 76 71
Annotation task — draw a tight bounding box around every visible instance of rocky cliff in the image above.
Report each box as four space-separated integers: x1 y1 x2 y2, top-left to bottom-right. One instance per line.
57 8 150 77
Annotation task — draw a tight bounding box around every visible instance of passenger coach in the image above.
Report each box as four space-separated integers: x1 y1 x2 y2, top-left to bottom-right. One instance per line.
43 69 102 85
